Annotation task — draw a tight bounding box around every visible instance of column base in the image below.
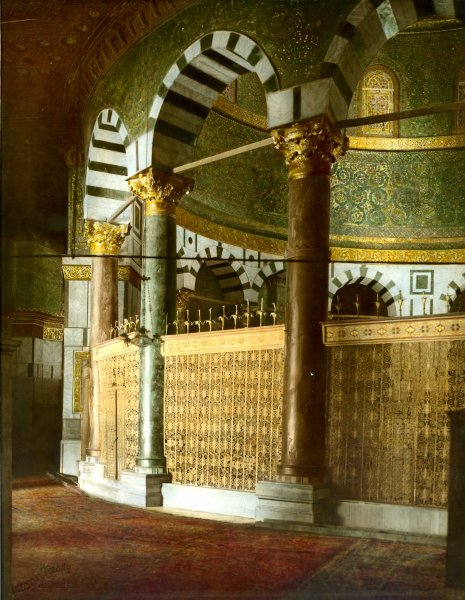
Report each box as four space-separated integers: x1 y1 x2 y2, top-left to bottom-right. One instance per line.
119 470 171 508
134 465 166 475
78 462 171 508
79 457 105 478
255 481 329 525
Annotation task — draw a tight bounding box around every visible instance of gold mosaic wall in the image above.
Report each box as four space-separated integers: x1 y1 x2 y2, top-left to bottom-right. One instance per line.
97 346 139 480
327 340 465 508
163 329 283 491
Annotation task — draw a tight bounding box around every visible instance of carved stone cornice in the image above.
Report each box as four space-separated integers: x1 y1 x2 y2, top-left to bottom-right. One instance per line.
161 325 285 356
272 117 348 180
4 310 64 341
84 221 129 256
128 167 193 217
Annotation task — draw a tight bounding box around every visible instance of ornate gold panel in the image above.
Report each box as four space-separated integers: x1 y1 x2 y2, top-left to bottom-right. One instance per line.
96 345 139 480
62 265 91 280
331 247 465 264
43 327 64 341
62 264 137 281
349 134 465 151
164 341 283 491
323 314 465 346
73 351 89 413
327 340 465 508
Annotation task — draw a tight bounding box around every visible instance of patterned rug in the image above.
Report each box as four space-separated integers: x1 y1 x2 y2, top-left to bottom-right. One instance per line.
10 477 461 600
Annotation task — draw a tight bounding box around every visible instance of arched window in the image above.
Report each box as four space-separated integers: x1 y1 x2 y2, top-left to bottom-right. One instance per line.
330 283 388 319
359 67 398 137
454 67 465 133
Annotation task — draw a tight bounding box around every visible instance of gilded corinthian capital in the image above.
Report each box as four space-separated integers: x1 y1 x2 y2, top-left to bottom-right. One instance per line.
272 117 348 180
128 167 193 216
85 221 129 255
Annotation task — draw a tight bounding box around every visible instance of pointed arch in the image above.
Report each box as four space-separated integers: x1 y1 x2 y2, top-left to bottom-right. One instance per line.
84 108 131 223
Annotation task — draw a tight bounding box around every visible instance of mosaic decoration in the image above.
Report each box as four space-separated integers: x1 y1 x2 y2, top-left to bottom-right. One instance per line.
327 340 465 508
73 351 89 413
331 148 465 240
96 346 139 480
360 69 396 136
84 3 465 250
163 329 283 491
67 160 87 255
456 72 465 132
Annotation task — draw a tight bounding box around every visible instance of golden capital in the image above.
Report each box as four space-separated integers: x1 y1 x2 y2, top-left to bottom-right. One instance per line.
128 167 193 216
84 221 129 255
272 117 348 180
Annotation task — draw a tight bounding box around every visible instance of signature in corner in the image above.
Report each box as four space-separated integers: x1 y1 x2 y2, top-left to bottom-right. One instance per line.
13 563 71 595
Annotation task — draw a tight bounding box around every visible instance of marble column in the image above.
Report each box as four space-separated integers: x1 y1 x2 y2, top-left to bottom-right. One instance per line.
128 168 192 475
256 117 346 523
84 221 128 460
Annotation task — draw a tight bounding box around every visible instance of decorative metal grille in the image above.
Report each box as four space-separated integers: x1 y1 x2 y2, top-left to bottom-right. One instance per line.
327 340 465 508
164 347 283 490
98 349 139 480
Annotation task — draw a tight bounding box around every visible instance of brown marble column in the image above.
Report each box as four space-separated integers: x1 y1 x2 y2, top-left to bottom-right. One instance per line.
84 220 128 459
272 117 347 484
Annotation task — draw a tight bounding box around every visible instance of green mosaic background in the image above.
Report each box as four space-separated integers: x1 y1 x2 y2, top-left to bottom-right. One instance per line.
331 148 465 245
85 1 465 249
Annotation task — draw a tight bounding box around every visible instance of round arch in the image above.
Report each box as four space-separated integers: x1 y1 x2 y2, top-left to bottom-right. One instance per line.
328 266 400 316
184 244 251 303
251 261 285 293
84 108 131 223
147 30 279 170
268 1 464 128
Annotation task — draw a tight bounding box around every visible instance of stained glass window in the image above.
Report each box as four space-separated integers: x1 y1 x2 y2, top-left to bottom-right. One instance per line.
360 68 397 136
454 68 465 132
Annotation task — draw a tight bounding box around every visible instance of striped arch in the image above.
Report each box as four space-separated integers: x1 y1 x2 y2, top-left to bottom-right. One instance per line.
187 245 250 302
147 31 279 170
443 274 465 302
268 0 465 128
328 266 401 317
84 108 131 223
251 261 285 294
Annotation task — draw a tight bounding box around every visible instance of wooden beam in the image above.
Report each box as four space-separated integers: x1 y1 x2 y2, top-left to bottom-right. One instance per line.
171 101 465 175
338 100 465 129
172 138 274 174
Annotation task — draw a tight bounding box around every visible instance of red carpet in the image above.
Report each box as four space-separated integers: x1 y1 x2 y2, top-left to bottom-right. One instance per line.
11 477 452 599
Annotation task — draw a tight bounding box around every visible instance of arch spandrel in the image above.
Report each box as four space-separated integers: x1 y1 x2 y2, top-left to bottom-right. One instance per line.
268 0 464 129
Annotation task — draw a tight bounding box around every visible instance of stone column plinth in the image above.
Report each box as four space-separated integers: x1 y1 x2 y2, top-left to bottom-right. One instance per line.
256 117 346 524
129 168 192 479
